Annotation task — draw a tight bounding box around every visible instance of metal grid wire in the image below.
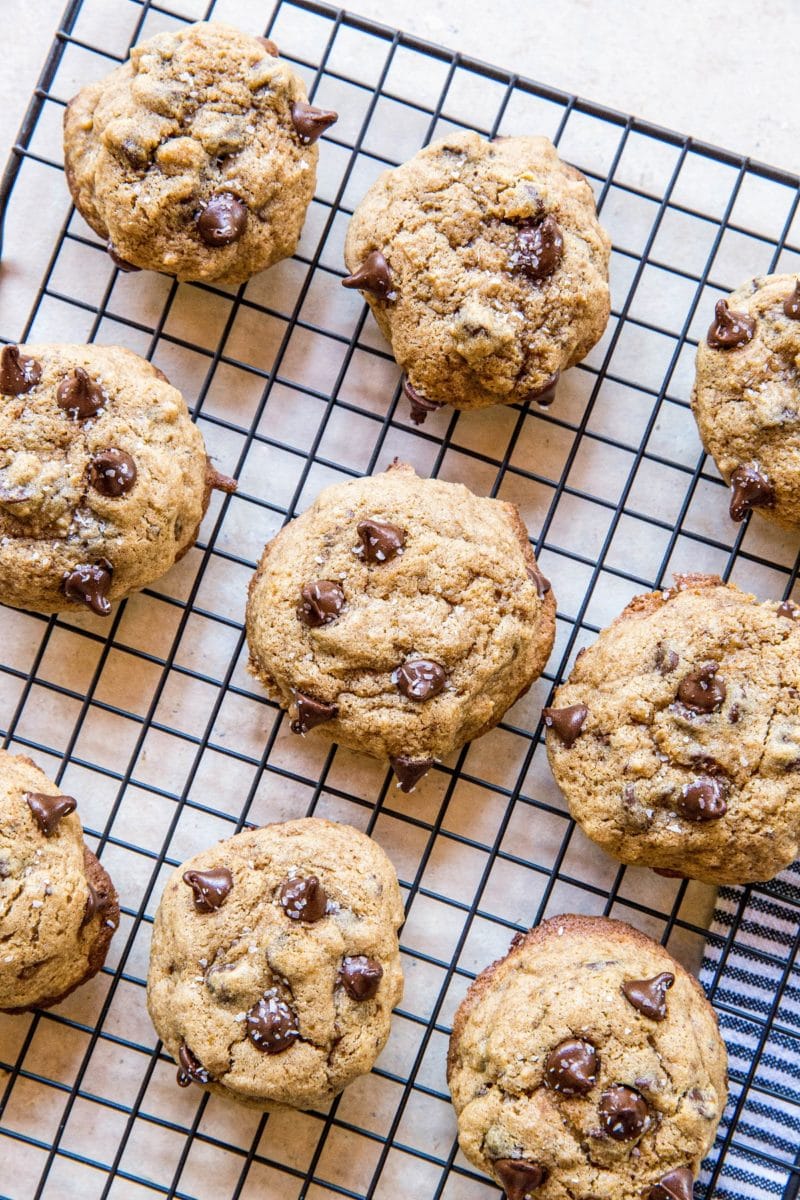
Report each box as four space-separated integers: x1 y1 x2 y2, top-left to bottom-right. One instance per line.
1 0 800 1196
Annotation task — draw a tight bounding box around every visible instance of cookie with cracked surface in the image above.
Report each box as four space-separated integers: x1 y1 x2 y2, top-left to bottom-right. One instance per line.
0 749 119 1012
63 22 336 284
447 914 726 1200
245 462 556 791
545 573 800 884
0 343 236 615
691 273 800 527
146 817 404 1110
342 131 610 418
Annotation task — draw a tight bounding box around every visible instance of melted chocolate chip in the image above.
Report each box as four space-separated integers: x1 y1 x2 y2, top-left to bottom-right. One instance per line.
494 1159 549 1198
621 972 674 1021
678 777 728 822
256 36 279 55
206 460 238 495
542 703 588 747
707 299 756 349
0 345 41 395
390 755 434 792
526 561 551 599
655 643 679 674
729 463 775 521
403 376 442 425
82 881 99 927
279 874 328 922
525 370 560 408
297 580 344 627
342 250 396 300
355 518 405 563
676 662 725 713
690 753 728 778
340 955 383 1000
290 100 338 144
176 1042 212 1087
544 1037 598 1096
62 558 113 616
107 242 141 272
90 449 137 497
778 600 799 619
392 658 447 702
511 215 564 281
56 367 106 420
290 691 338 734
196 193 248 246
246 992 300 1053
25 792 77 836
182 867 233 913
783 281 800 319
118 137 149 170
647 1168 695 1200
598 1084 649 1140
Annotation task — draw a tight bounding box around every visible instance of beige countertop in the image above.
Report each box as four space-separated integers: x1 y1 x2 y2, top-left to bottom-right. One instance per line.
5 0 800 179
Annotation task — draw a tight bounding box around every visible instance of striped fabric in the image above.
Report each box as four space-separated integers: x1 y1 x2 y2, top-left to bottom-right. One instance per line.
699 862 800 1199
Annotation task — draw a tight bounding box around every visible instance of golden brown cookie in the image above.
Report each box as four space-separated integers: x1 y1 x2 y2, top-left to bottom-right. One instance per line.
146 818 404 1110
448 914 727 1200
692 273 800 527
245 462 556 791
343 131 610 419
544 573 800 884
0 342 236 615
0 749 119 1012
63 22 336 283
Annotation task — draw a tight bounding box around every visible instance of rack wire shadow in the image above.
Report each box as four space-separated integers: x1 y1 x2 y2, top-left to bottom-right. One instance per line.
1 0 800 1197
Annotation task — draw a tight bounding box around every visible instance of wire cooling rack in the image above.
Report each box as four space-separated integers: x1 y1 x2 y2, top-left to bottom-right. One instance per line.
2 1 800 1197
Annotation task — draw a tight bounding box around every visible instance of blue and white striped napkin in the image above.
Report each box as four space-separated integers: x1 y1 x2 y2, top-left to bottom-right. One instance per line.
699 863 800 1199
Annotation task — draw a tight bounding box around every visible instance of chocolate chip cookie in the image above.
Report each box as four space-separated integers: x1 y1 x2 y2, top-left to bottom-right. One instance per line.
64 21 337 283
0 749 119 1012
545 573 800 884
342 131 610 420
245 462 556 791
692 273 800 527
448 914 727 1200
146 817 404 1110
0 343 236 615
